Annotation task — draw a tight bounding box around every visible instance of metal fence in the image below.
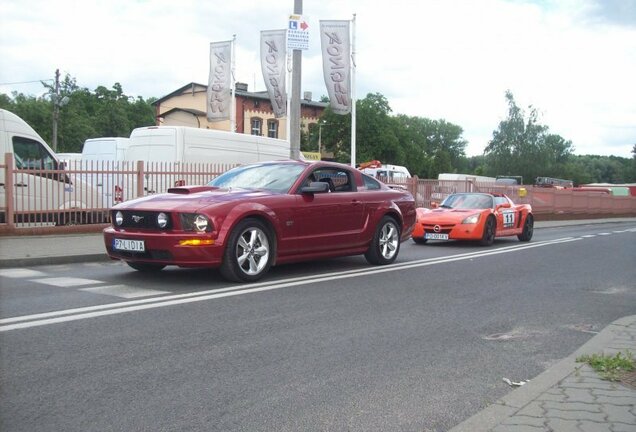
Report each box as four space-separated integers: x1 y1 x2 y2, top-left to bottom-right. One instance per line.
1 152 635 235
1 153 233 234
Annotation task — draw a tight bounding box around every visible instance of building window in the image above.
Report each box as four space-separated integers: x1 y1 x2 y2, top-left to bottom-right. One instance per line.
267 120 278 138
251 118 262 136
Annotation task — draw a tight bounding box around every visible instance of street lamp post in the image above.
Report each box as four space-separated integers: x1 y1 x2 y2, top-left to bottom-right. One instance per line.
317 121 328 157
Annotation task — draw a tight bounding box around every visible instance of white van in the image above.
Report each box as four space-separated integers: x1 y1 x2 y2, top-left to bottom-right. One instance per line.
81 137 130 207
121 126 291 197
126 126 290 164
82 137 129 162
0 108 104 225
361 164 411 182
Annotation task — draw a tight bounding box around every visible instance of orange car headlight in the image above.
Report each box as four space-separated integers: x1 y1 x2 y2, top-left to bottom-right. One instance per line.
462 213 481 224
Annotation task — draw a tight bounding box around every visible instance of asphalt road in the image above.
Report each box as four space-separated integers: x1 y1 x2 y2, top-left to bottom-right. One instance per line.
1 222 635 431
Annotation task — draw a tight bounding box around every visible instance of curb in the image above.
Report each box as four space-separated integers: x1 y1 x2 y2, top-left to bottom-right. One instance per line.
0 253 111 268
448 315 636 432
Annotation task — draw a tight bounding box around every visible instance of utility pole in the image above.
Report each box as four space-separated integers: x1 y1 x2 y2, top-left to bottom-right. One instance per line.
289 0 302 160
52 69 60 151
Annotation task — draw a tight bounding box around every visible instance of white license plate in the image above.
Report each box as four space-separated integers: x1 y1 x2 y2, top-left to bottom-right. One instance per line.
113 239 145 252
425 233 449 240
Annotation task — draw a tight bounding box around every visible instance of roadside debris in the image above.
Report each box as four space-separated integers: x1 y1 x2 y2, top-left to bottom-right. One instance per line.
503 377 529 387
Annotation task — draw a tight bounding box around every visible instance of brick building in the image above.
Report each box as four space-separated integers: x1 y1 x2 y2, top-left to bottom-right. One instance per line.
152 82 326 141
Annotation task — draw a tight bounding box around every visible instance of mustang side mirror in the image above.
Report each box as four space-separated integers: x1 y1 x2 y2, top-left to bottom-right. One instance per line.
430 202 439 209
301 181 329 194
496 202 512 209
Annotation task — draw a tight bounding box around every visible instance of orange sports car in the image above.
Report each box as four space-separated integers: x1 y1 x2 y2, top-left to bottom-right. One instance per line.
412 193 533 246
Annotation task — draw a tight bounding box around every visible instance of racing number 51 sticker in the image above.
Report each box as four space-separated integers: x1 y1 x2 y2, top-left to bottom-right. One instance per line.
502 211 515 228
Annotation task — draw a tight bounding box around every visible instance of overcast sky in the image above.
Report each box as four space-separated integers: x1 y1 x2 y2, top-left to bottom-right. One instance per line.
1 0 634 157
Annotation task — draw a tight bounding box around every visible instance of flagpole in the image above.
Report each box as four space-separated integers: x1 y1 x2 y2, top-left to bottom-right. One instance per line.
231 34 237 132
286 50 292 145
350 14 357 167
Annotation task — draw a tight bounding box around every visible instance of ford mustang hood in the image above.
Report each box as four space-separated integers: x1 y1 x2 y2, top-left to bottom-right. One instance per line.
114 187 279 212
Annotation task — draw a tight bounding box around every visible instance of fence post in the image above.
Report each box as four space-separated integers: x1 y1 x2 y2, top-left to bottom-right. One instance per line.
136 160 144 198
409 176 418 205
4 153 15 229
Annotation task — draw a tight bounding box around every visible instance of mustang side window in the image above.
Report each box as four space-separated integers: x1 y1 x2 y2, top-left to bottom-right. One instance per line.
362 174 381 190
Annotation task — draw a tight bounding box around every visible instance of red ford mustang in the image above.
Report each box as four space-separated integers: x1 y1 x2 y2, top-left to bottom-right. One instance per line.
104 160 415 282
411 193 533 246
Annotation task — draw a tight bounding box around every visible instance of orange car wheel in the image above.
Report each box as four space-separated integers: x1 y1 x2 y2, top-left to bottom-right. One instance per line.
479 216 496 246
517 214 534 242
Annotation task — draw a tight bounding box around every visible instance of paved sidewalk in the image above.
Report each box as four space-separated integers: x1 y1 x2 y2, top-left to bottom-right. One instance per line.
450 315 636 432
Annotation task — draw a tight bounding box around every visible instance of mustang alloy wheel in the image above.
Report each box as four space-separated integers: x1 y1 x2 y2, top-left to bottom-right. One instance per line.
365 216 401 265
220 218 273 282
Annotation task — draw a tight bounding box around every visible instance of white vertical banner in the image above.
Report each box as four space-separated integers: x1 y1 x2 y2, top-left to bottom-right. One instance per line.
319 20 351 115
207 40 232 122
260 30 287 118
350 14 357 167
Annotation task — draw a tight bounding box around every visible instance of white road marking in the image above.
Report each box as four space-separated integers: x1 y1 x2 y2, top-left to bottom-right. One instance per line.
597 232 612 236
80 285 170 299
30 277 102 287
0 237 581 332
0 268 46 278
581 235 596 238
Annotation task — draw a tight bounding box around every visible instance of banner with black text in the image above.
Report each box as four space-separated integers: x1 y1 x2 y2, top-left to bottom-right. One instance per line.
207 41 232 122
260 30 287 118
320 20 351 115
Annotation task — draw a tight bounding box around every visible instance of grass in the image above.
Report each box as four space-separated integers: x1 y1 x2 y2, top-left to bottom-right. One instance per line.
576 351 635 381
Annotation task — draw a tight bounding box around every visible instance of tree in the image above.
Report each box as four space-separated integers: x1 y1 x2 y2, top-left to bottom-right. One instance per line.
484 90 573 182
1 73 156 152
314 93 468 178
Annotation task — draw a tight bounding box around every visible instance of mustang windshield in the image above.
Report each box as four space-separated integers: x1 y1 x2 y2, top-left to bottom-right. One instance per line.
208 163 306 193
441 194 494 209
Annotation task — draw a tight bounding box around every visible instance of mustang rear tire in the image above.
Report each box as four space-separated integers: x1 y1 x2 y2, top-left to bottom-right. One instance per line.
365 216 401 265
220 218 273 282
517 214 534 242
126 262 166 272
480 216 496 246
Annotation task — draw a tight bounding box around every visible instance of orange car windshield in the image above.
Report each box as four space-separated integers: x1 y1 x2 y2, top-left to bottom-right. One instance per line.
440 194 494 209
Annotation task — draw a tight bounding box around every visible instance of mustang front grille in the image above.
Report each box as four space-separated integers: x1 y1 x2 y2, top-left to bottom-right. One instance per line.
112 210 173 230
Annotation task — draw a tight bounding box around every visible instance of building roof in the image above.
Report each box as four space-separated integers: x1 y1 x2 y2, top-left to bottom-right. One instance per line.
160 107 207 117
153 82 328 109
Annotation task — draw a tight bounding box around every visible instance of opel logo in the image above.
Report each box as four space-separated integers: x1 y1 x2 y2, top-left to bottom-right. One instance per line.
132 215 144 223
434 225 441 233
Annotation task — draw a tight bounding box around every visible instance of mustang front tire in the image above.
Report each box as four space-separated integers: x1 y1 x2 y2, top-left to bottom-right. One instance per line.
220 218 274 282
365 216 401 265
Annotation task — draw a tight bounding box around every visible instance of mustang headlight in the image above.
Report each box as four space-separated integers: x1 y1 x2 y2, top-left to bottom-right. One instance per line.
115 211 123 226
194 215 209 232
181 213 212 232
462 213 481 224
157 212 169 229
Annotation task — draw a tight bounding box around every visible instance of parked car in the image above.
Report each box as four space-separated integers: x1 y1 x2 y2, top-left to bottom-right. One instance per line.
411 192 533 246
103 160 416 282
